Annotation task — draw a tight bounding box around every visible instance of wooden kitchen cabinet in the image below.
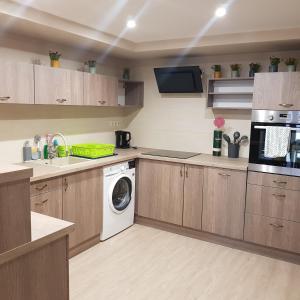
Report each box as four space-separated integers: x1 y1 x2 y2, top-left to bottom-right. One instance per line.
62 169 102 249
84 73 118 106
0 62 34 104
202 167 247 239
34 65 84 105
183 165 204 230
137 159 184 225
30 178 63 219
253 72 300 110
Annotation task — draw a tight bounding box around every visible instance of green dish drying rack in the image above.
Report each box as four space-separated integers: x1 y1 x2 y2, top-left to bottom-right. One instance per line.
71 143 115 159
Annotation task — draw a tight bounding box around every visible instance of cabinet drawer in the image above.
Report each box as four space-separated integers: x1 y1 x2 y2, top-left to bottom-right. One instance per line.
248 171 300 191
30 177 62 196
244 213 300 254
246 184 300 222
31 192 62 219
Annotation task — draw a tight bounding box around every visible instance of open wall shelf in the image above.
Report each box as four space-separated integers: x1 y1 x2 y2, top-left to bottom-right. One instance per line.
118 80 144 107
207 77 254 110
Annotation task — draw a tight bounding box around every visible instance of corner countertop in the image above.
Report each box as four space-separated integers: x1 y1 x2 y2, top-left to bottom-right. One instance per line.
0 164 33 184
0 212 74 266
16 148 248 182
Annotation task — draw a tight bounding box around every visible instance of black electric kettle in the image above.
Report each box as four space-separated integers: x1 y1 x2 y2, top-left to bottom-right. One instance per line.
115 131 131 148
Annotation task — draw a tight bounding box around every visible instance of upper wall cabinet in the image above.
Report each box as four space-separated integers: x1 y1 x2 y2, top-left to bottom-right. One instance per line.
0 62 34 104
253 72 300 110
84 73 118 106
34 65 84 105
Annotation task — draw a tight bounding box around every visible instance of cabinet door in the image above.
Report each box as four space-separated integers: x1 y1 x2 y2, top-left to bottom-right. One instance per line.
253 72 300 110
35 65 83 105
101 75 118 106
0 62 34 104
31 191 63 219
202 167 246 239
84 73 118 106
62 169 102 249
137 159 184 225
183 165 204 230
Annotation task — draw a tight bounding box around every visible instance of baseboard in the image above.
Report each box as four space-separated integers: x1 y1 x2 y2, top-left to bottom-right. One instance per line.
135 215 300 265
68 235 100 258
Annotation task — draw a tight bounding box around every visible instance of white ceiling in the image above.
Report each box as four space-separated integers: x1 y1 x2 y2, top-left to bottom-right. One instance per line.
12 0 300 43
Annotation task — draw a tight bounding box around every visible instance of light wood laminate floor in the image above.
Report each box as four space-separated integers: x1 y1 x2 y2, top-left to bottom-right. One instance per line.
70 224 300 300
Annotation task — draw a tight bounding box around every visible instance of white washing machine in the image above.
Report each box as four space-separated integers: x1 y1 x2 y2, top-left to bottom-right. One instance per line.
100 160 135 241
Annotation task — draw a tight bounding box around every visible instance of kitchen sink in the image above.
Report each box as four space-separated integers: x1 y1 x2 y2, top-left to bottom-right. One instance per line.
31 156 90 168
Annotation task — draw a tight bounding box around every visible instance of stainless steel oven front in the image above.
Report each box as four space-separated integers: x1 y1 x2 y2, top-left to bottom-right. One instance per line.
249 110 300 176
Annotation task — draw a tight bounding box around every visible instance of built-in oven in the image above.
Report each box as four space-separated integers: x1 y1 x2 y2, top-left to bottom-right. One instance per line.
249 110 300 176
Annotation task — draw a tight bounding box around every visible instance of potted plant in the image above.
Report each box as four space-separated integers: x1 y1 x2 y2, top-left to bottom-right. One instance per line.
249 63 260 77
87 60 97 74
285 57 297 72
230 64 240 78
269 56 281 72
123 68 130 80
211 65 222 79
49 51 61 68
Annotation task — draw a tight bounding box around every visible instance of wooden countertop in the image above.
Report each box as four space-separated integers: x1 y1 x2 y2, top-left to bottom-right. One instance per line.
0 164 33 184
0 212 74 266
17 148 248 182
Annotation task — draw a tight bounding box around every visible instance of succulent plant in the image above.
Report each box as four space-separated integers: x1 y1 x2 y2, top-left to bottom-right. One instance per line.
269 56 281 66
49 51 61 60
230 64 240 71
285 57 297 66
249 63 260 72
211 64 221 72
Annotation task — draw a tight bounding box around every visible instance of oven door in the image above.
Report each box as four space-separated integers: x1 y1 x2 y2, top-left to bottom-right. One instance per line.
249 122 300 176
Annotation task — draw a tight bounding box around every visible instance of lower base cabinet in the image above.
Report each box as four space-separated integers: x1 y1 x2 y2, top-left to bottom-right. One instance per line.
30 169 102 252
62 169 102 249
244 213 300 254
202 167 247 240
137 159 184 225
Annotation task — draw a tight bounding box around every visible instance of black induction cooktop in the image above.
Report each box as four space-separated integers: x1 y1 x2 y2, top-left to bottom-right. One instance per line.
142 150 200 159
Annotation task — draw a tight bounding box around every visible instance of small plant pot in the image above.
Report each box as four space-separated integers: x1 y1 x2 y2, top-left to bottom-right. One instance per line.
287 65 296 72
213 71 222 79
228 143 240 158
89 66 96 74
50 60 60 68
269 64 278 72
249 69 256 77
231 70 240 78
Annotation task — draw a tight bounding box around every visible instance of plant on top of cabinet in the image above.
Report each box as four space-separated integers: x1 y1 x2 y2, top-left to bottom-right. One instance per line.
49 51 61 68
269 56 281 72
87 60 97 74
230 64 240 78
285 57 297 72
211 64 222 79
123 68 130 80
249 63 260 77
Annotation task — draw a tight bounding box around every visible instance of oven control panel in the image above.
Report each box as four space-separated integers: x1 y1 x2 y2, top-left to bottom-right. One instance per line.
253 110 300 124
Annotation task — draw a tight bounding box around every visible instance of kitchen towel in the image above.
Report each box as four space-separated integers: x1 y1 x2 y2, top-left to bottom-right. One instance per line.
264 126 291 158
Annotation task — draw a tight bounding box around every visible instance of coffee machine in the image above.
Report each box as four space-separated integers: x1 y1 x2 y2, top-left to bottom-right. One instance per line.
115 131 131 148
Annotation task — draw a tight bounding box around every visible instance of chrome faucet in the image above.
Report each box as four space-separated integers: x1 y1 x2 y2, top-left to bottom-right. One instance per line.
48 133 68 159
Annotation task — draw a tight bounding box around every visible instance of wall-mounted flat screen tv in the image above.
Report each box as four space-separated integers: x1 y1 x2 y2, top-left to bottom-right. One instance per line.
154 66 203 93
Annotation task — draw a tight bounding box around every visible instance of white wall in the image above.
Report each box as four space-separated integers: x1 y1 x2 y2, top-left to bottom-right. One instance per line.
125 50 300 158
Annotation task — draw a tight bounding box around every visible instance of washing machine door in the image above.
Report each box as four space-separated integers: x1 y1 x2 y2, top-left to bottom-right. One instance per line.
109 175 132 214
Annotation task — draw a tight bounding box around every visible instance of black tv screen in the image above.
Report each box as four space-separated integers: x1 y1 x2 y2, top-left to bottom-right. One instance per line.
154 66 203 93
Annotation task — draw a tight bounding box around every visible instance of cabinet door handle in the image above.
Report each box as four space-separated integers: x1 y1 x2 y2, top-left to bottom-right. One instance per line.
35 199 48 206
218 173 231 177
185 167 188 178
272 193 286 199
64 178 69 192
56 98 67 104
269 223 284 230
35 184 48 191
279 103 294 108
273 180 287 185
180 167 183 177
0 96 10 101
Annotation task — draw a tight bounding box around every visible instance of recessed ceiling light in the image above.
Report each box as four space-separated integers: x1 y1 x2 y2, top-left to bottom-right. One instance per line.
215 6 227 17
126 19 136 29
